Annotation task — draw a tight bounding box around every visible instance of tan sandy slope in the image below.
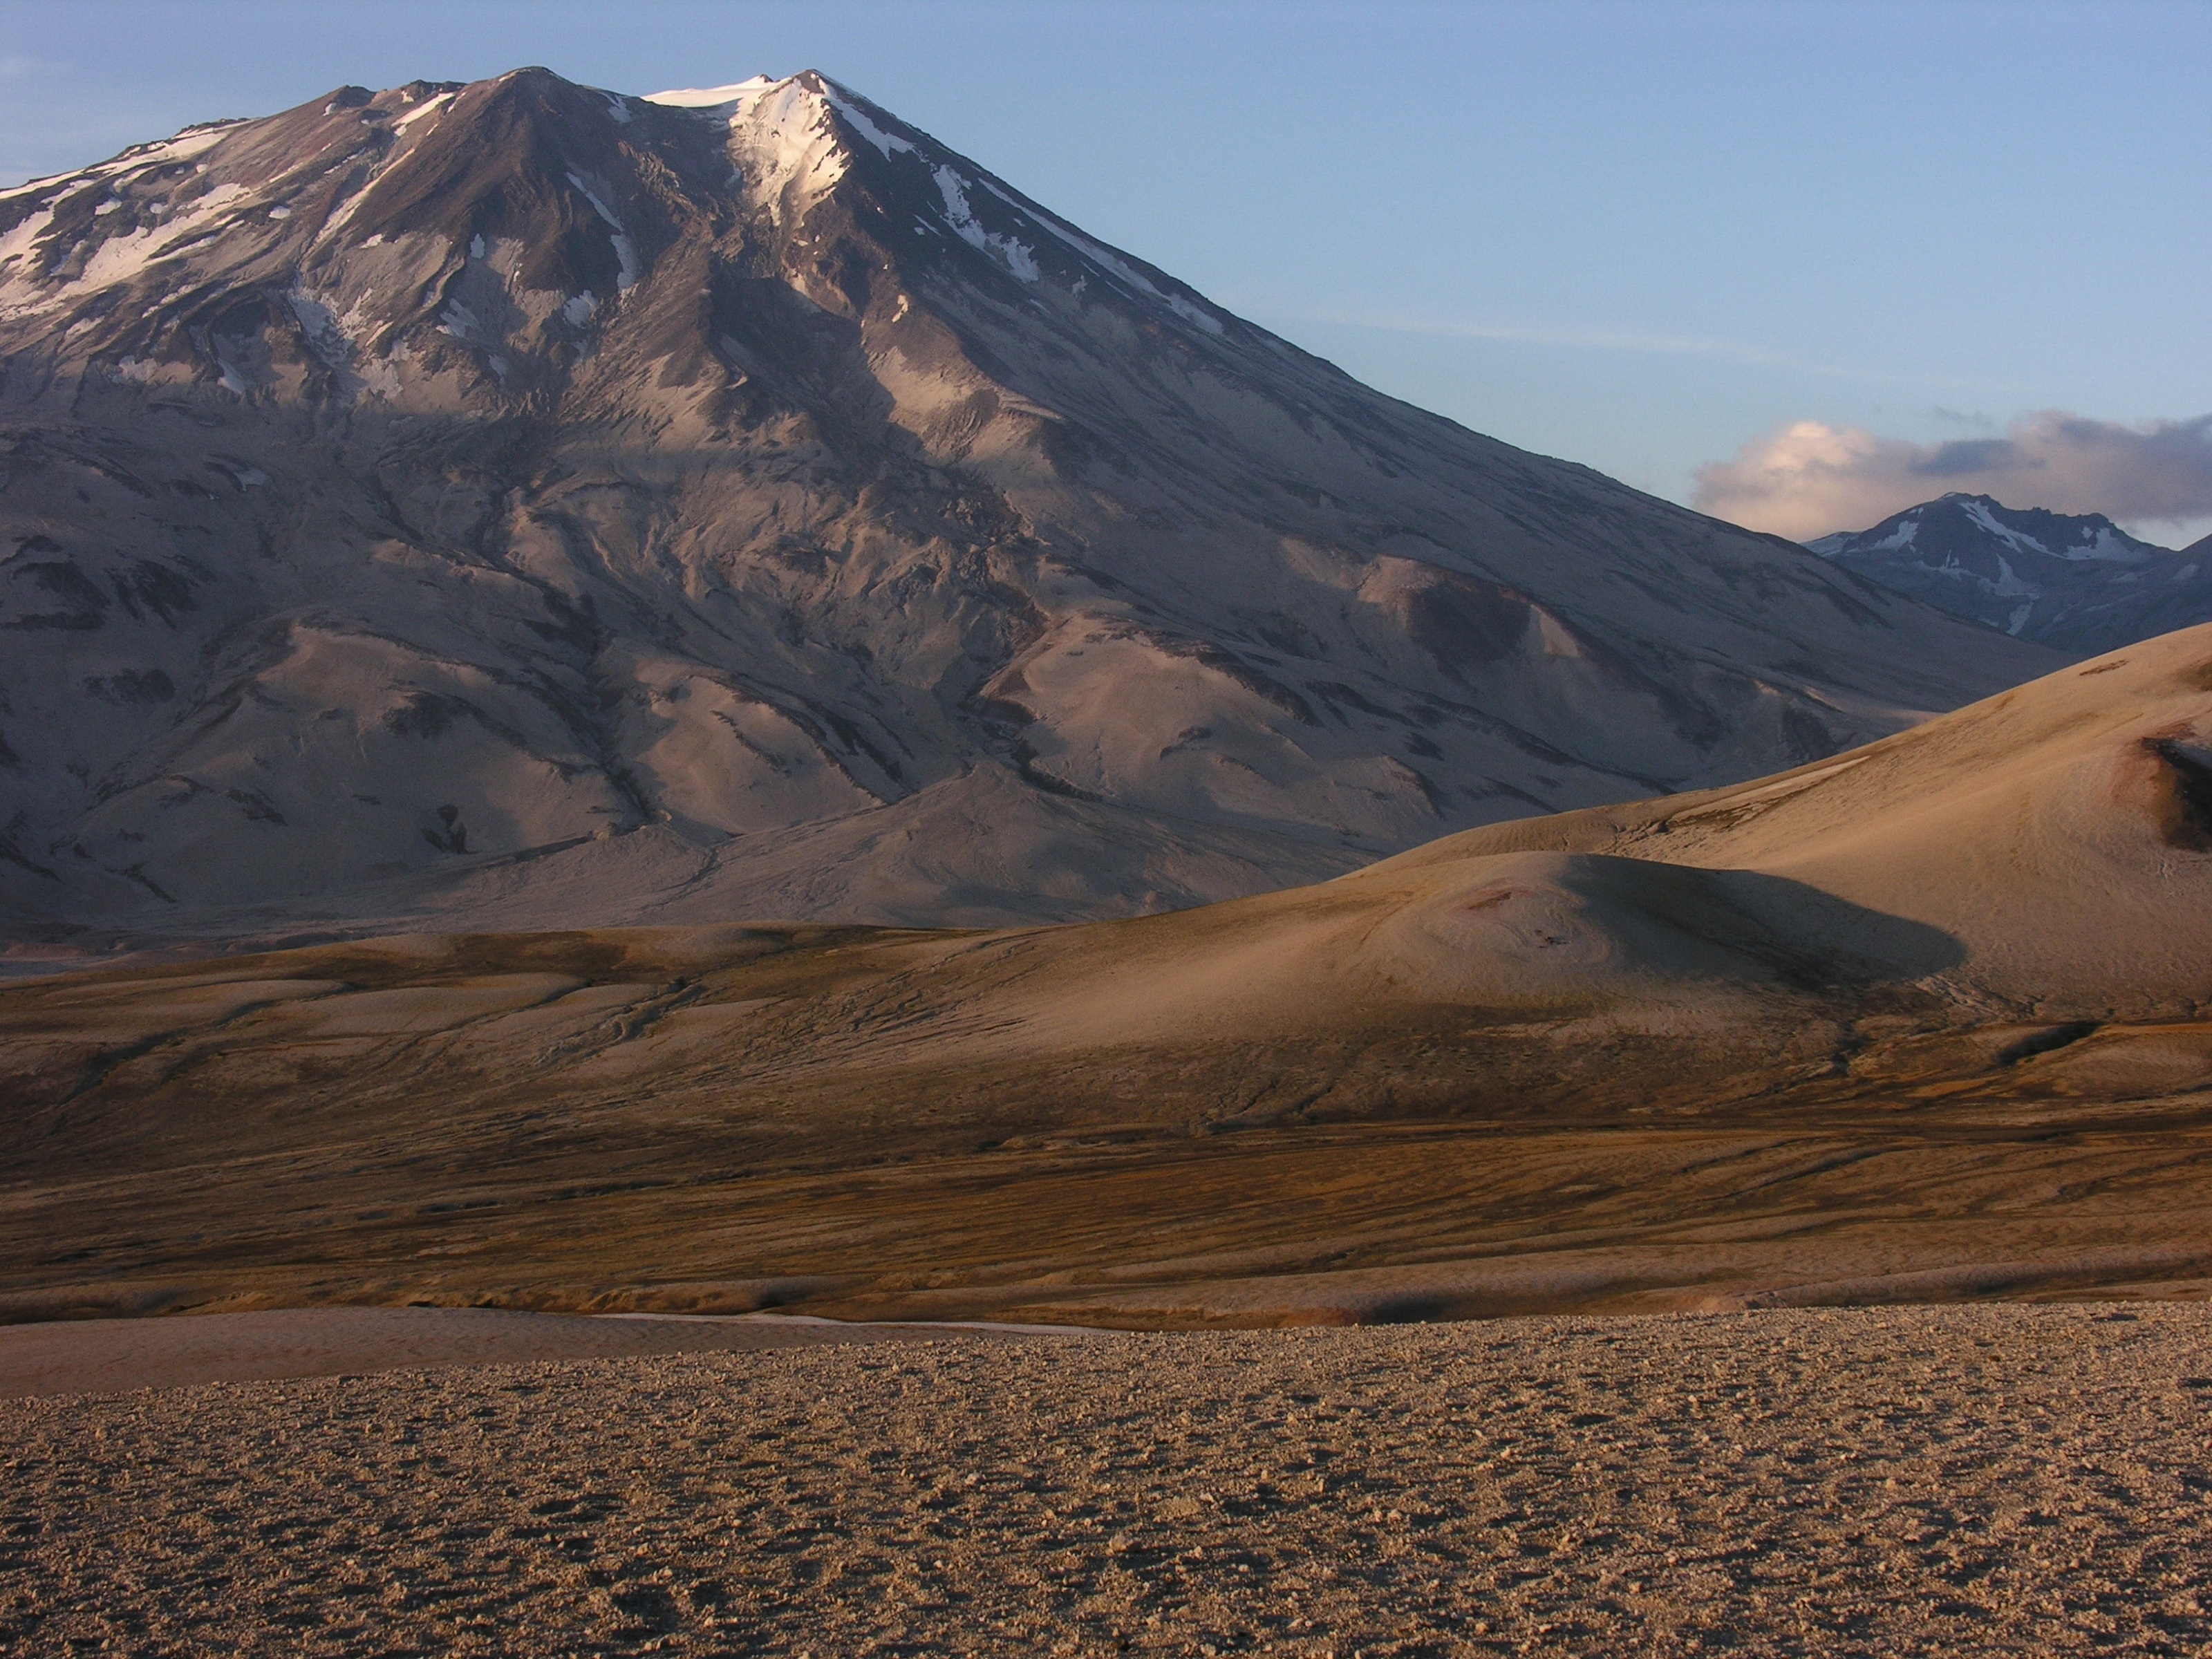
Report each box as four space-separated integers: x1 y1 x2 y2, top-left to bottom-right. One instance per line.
1 628 2207 1324
1365 621 2212 1015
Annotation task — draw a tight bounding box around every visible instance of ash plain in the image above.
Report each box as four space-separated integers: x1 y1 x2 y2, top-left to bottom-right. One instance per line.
6 1302 2211 1656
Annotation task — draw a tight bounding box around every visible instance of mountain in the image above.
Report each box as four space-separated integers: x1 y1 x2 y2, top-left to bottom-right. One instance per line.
0 68 2059 950
6 623 2207 1324
1807 492 2212 653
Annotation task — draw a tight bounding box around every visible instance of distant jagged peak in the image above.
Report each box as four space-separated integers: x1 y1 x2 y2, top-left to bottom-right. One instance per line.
1803 488 2211 650
1810 491 2172 566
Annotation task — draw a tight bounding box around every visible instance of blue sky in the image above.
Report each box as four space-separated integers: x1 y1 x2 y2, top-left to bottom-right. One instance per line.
3 0 2207 541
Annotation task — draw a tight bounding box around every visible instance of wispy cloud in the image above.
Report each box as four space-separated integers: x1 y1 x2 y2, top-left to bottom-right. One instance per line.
1693 412 2212 542
1246 304 2021 392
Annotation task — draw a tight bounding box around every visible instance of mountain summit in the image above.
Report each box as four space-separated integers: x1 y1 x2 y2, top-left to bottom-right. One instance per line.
1808 493 2212 653
0 68 2057 943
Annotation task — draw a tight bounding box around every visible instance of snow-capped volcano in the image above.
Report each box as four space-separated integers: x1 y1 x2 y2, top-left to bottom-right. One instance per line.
0 70 1235 413
1807 493 2212 652
0 68 2059 945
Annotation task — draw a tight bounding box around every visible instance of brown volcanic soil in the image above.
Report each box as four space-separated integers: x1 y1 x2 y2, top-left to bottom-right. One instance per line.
6 1304 2211 1656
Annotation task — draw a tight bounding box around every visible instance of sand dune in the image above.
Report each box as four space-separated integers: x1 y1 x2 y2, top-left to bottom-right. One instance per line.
1 627 2207 1324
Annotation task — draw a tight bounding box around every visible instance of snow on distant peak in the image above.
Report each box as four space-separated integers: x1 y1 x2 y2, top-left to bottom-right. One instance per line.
1867 515 1919 552
636 73 1228 330
1958 497 2045 559
647 75 848 223
642 76 778 109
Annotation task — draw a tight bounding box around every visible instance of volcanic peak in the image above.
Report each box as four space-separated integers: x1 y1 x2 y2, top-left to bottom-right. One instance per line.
0 66 2061 942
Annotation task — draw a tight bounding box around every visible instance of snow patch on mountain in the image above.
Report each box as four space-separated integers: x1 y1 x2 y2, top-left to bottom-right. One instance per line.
0 207 53 281
0 126 229 206
934 166 1039 283
74 182 249 290
284 290 355 370
642 77 778 109
823 88 913 159
393 93 453 132
976 176 1223 335
1958 497 2045 561
563 171 640 290
648 75 850 224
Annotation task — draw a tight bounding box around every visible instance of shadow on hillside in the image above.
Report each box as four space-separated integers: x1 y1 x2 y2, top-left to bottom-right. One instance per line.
1588 856 1968 989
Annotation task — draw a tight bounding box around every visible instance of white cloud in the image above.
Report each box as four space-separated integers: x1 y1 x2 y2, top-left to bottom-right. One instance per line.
1694 411 2212 543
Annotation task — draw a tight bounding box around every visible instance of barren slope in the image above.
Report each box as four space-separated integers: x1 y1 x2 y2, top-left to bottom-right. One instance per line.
1 627 2204 1322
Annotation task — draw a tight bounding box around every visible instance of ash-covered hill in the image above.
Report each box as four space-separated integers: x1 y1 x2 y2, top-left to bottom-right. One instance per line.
0 68 2057 945
1808 493 2212 653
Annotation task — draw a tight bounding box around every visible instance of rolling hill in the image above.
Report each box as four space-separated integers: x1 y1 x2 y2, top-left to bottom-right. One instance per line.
4 623 2204 1325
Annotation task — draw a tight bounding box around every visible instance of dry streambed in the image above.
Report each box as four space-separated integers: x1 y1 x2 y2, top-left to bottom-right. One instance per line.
6 1303 2211 1656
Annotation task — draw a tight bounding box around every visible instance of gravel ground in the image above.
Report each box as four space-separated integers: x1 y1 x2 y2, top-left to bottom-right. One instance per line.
5 1303 2211 1656
0 1307 1027 1399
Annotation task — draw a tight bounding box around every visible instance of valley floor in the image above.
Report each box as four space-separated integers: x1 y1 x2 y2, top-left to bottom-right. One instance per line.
4 1303 2209 1655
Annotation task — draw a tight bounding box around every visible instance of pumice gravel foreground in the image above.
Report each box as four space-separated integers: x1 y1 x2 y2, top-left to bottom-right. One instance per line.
5 1303 2211 1656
